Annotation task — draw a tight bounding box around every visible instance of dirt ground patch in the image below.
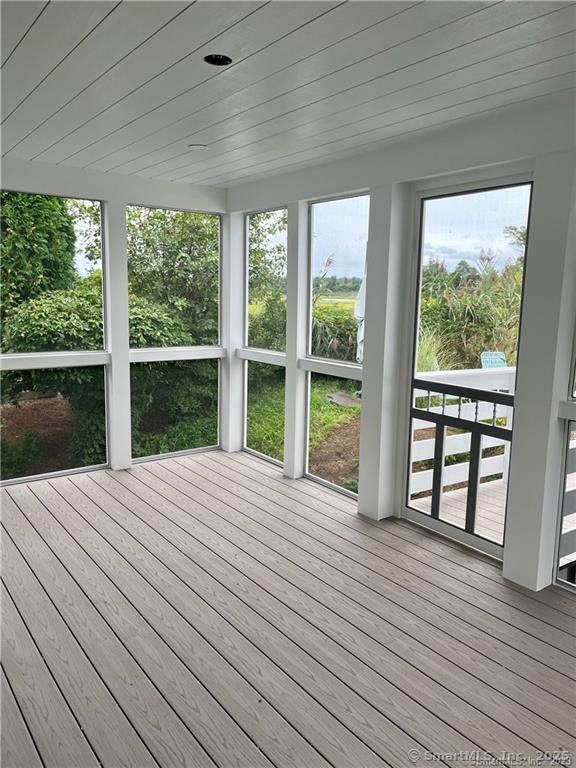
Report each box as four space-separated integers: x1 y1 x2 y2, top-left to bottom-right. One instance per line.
309 415 360 489
1 395 75 474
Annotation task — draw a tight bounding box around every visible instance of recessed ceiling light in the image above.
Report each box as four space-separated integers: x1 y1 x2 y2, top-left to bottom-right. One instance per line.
187 144 209 151
203 53 232 66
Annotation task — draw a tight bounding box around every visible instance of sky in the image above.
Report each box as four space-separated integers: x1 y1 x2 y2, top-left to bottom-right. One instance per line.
422 184 531 271
309 185 531 280
311 195 370 279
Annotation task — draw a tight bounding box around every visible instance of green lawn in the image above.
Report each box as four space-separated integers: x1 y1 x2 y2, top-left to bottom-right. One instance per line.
246 371 359 464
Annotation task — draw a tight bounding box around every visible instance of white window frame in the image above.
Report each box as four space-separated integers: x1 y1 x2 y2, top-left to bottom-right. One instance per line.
399 170 534 560
0 190 225 483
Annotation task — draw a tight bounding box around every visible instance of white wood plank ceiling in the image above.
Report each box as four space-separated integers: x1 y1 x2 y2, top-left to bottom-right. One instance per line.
2 1 575 188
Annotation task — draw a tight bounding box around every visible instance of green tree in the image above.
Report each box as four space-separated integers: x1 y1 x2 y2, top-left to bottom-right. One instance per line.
247 209 288 350
0 191 76 338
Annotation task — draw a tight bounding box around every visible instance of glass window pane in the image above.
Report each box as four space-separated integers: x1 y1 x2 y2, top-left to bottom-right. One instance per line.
0 366 107 480
310 195 369 363
131 360 218 459
245 362 285 462
247 209 287 351
416 184 531 374
307 373 361 492
127 206 220 348
1 192 103 353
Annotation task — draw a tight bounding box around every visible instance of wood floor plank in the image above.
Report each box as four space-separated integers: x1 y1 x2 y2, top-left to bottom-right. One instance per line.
62 474 441 768
4 452 576 768
1 668 44 768
66 475 490 766
137 460 576 705
1 583 100 768
103 463 576 746
82 468 576 753
23 481 378 768
4 486 275 768
224 452 576 628
167 456 576 677
2 528 157 768
237 452 576 618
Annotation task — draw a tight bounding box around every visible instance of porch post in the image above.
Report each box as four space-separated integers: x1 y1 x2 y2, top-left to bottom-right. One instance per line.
283 201 309 479
102 200 132 469
358 183 411 519
503 150 576 590
220 212 245 452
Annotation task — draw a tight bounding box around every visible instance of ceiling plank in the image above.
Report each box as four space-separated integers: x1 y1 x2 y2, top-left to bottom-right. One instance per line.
1 1 46 67
132 21 575 180
189 77 575 186
1 1 118 118
161 49 575 182
1 2 191 154
25 2 338 165
59 1 480 169
7 2 264 161
88 1 417 172
65 1 568 173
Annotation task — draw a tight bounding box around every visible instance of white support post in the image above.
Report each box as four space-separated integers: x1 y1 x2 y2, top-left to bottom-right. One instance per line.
283 201 309 479
358 184 411 519
220 212 245 452
503 150 576 590
102 200 132 469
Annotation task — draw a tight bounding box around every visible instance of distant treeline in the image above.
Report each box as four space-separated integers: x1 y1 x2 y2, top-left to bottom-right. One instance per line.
312 275 362 294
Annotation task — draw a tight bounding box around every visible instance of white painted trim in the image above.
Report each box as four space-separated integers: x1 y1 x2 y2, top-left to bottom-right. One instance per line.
298 357 362 382
243 446 283 469
404 508 503 560
304 472 358 500
236 347 287 367
283 201 309 479
1 157 225 212
129 346 225 363
131 444 220 465
0 351 110 371
504 149 576 591
102 200 132 470
357 183 411 520
558 400 576 421
219 212 245 452
0 463 108 488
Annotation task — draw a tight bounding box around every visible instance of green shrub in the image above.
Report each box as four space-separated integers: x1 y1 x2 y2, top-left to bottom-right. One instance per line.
0 431 40 479
246 363 285 460
0 280 199 474
248 295 287 351
311 304 358 361
1 191 76 339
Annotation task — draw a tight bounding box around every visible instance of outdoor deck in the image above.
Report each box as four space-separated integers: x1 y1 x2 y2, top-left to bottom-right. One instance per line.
2 451 576 768
413 478 508 543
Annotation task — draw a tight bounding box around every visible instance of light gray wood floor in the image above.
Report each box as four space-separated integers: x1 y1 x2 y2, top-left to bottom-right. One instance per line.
2 451 576 768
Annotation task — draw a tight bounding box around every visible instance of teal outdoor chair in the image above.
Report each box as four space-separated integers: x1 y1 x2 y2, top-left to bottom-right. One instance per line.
481 351 507 368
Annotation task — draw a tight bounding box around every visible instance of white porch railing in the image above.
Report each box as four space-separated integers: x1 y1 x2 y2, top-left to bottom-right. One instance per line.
409 367 516 500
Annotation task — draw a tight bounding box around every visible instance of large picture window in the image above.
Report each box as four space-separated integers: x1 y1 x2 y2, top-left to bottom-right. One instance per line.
309 195 369 363
246 209 287 351
127 206 220 348
0 366 107 480
1 191 103 353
